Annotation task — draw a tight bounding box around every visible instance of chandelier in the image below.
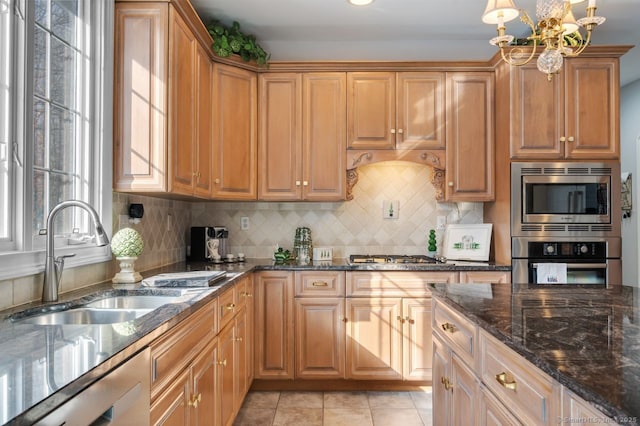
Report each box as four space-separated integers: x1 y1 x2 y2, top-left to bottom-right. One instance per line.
482 0 605 79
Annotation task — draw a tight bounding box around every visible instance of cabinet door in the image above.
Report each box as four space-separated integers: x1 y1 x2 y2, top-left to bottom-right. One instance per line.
479 386 522 426
451 352 479 426
213 63 257 200
397 72 446 150
234 306 250 410
459 271 510 284
218 322 235 426
192 339 218 426
347 72 396 149
433 336 451 426
510 62 564 159
295 297 345 379
346 298 402 379
402 298 433 381
151 368 191 426
193 43 214 198
255 271 295 378
445 72 494 202
258 74 303 200
113 3 168 192
168 8 196 196
564 57 619 159
303 73 347 200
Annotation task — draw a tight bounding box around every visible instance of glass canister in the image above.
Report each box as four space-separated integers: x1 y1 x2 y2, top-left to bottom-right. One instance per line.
294 227 313 264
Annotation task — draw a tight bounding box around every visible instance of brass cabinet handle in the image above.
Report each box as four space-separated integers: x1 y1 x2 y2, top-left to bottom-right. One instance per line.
495 372 517 390
235 337 243 342
312 281 328 287
441 377 453 391
225 303 236 311
390 128 396 134
397 315 405 323
560 136 566 142
240 291 253 297
188 393 202 408
218 359 227 367
405 316 414 325
567 136 575 142
341 317 348 323
214 178 220 184
441 322 457 333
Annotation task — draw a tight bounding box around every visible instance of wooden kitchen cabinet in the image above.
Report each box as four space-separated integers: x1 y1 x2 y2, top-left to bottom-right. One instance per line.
258 73 346 201
510 57 619 160
114 2 213 198
445 72 495 202
347 72 445 150
254 271 295 379
212 63 258 200
402 298 433 380
218 320 235 426
459 271 510 284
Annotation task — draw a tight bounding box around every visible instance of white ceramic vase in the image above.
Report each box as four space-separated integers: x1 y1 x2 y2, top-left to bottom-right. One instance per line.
112 256 143 283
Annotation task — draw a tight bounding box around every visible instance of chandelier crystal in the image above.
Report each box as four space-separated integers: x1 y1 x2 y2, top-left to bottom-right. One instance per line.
482 0 606 80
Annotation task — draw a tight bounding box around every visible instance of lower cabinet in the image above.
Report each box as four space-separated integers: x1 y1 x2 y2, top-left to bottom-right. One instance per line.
151 276 253 426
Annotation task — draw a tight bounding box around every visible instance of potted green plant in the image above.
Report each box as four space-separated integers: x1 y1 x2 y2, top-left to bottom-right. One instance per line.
207 19 270 67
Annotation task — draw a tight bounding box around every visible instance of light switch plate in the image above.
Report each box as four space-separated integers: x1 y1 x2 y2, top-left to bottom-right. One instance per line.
383 200 399 219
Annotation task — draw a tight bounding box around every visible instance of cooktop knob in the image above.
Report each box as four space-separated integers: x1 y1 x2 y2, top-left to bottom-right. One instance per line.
546 244 555 254
580 244 589 254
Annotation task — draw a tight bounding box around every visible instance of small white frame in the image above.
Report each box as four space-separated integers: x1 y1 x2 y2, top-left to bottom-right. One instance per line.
442 224 493 261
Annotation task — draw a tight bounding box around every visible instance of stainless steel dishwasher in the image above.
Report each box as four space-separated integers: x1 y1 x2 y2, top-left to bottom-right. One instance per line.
35 348 151 425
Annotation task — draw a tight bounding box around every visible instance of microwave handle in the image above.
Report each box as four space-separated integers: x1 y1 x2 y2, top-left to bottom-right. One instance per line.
531 263 607 270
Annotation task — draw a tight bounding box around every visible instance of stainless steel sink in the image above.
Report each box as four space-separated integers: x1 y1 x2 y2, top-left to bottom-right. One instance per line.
14 307 152 325
83 295 178 310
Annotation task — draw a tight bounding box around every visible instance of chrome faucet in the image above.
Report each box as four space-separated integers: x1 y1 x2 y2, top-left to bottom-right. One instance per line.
42 200 110 303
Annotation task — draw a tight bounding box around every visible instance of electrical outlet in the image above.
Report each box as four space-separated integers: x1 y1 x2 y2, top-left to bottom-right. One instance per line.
240 216 249 230
383 200 399 219
437 215 447 230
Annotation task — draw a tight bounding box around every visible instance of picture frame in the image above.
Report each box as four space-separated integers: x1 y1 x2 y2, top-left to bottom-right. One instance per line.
442 224 493 261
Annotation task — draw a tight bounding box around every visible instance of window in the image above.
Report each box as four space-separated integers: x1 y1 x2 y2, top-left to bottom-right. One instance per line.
0 0 113 280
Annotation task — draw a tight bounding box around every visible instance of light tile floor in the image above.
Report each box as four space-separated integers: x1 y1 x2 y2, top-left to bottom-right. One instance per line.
233 389 433 426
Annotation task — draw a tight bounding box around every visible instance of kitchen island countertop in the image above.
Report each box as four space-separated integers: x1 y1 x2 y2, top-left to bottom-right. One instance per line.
431 283 640 425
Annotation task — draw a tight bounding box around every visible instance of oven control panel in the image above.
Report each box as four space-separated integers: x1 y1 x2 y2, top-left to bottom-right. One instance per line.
528 241 606 259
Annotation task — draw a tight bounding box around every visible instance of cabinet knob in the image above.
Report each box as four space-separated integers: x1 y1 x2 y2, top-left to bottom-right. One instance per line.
341 317 348 323
214 178 220 184
495 372 517 390
303 181 308 186
448 182 454 187
397 315 405 323
560 136 566 142
295 180 301 186
217 359 227 367
441 377 453 391
188 393 202 408
441 322 457 333
397 128 403 134
390 128 396 134
405 316 414 325
240 291 253 297
235 337 243 342
567 136 575 142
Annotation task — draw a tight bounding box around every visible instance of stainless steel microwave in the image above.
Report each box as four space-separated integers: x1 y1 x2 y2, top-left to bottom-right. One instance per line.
511 162 621 237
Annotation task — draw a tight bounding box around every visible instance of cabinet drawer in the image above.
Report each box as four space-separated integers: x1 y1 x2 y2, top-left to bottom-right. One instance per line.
347 271 456 297
432 298 477 368
150 299 215 399
480 330 559 425
295 271 345 297
218 286 236 331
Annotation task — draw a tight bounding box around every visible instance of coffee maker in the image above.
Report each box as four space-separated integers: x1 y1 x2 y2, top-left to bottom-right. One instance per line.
190 226 228 261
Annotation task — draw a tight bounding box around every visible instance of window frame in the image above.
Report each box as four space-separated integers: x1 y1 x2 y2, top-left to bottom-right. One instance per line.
0 0 113 282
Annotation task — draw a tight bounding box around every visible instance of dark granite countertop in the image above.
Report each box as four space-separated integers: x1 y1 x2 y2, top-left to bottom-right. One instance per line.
431 283 640 425
0 258 509 424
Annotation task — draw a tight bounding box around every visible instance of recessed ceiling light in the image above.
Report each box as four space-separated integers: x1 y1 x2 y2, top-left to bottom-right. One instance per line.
347 0 374 6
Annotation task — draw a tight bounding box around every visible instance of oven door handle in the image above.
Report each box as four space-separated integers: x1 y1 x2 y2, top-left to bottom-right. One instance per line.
531 263 608 269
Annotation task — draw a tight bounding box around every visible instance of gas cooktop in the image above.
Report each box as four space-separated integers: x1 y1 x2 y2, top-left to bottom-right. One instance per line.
348 254 447 264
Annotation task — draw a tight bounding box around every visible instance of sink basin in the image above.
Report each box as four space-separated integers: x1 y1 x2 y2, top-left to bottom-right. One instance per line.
84 295 178 310
14 308 152 325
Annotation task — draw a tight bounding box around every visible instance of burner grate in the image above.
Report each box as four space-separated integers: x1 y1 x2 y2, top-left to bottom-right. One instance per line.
349 254 445 264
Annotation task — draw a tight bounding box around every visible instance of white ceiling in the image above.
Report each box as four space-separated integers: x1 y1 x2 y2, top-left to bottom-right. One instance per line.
190 0 640 86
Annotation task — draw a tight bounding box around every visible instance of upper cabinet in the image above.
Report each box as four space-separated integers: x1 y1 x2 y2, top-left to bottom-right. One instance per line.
445 72 495 201
212 64 258 200
114 3 213 197
258 72 346 201
347 72 445 150
510 57 619 160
